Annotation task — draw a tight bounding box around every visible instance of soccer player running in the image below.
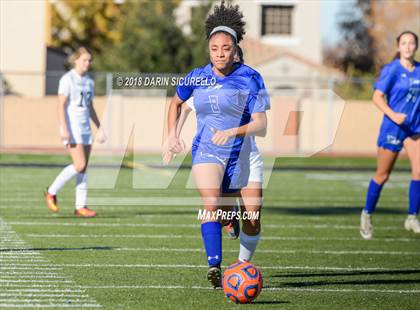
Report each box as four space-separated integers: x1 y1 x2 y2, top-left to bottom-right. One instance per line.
165 2 268 287
360 31 420 239
44 47 106 218
167 45 270 266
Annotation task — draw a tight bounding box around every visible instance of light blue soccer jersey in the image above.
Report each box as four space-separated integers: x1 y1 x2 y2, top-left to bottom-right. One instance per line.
374 59 420 133
177 63 268 158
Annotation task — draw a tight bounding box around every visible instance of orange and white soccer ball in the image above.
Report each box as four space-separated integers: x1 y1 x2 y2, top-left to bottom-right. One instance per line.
223 261 263 304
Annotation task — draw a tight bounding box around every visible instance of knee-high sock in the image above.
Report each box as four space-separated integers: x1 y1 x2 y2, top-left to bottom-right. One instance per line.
408 180 420 215
75 172 87 210
239 231 260 262
48 164 78 195
201 222 222 267
363 179 384 214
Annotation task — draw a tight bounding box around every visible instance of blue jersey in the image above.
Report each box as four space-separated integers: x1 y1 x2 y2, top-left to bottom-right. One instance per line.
251 73 270 152
177 63 268 158
374 59 420 133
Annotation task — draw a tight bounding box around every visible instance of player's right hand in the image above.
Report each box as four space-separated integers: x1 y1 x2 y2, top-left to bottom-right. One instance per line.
168 136 185 154
59 126 70 146
391 112 407 125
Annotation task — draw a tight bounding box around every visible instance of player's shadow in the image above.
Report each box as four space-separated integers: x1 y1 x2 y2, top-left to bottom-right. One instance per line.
279 278 420 287
273 269 420 278
0 246 113 252
268 269 420 288
264 206 405 216
252 300 290 305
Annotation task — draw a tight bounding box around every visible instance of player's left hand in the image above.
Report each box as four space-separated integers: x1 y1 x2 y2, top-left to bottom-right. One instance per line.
96 127 107 144
162 150 174 165
211 128 234 146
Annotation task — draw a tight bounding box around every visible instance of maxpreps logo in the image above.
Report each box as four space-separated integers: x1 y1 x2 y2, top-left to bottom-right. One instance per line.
386 135 402 146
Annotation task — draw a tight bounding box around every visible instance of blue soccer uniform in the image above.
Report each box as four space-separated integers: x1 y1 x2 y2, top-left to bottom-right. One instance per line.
177 62 267 193
375 59 420 152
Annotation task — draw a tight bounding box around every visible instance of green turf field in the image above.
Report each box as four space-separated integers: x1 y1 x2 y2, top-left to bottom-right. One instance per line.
0 154 419 309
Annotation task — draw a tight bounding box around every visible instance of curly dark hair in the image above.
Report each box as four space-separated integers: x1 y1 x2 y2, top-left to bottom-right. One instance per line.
205 0 246 43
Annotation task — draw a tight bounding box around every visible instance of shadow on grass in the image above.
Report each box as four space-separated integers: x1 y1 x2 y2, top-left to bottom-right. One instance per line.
264 206 405 216
252 300 290 304
272 278 420 288
268 269 420 287
273 269 420 278
0 246 113 252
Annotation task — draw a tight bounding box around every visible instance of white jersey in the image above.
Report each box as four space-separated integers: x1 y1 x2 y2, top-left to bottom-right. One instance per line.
58 69 94 144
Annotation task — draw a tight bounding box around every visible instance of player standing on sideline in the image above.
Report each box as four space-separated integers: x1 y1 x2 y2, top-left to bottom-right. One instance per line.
360 31 420 239
165 1 268 287
43 47 106 218
166 45 270 265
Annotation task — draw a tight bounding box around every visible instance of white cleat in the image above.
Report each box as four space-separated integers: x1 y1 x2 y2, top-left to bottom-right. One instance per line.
404 215 420 233
360 210 373 240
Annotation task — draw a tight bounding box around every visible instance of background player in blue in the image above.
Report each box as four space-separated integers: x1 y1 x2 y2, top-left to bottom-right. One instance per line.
360 31 420 239
165 1 267 288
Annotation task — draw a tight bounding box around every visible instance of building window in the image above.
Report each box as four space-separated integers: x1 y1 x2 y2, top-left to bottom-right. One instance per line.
261 5 293 36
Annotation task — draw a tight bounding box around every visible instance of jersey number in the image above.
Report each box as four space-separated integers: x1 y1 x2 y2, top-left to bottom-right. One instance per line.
78 91 92 107
209 95 220 113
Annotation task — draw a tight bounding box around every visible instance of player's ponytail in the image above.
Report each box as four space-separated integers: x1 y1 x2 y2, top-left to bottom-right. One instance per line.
392 30 418 60
69 47 92 67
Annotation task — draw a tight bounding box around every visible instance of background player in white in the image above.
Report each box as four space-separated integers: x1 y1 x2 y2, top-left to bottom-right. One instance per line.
43 47 105 218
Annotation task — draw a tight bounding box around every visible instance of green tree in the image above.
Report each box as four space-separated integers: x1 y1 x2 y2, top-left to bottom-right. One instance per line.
94 0 191 73
187 1 214 69
51 0 123 54
336 0 375 73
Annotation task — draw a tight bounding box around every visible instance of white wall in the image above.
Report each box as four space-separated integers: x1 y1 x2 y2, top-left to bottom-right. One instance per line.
0 0 46 97
237 0 322 64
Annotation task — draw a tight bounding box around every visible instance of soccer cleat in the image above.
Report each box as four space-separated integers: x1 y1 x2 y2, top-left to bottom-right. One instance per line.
360 210 373 240
75 207 97 218
43 189 59 213
404 215 420 233
207 265 222 289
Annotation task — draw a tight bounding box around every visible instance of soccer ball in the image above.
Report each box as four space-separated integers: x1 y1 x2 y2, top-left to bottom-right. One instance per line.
223 261 263 304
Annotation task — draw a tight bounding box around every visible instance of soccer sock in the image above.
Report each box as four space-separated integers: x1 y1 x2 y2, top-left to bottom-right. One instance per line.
408 180 420 215
238 231 260 262
201 222 222 267
48 164 78 195
75 172 87 210
363 179 384 214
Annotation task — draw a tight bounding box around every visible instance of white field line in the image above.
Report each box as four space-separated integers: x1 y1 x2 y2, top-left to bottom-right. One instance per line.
0 272 62 276
0 218 101 308
0 299 92 303
0 195 408 203
0 259 49 263
113 247 420 256
23 233 419 243
10 263 416 272
5 221 403 231
0 280 74 284
0 198 407 208
81 285 420 294
0 294 89 298
0 285 79 289
0 289 85 293
0 267 63 271
0 303 101 308
0 275 68 279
